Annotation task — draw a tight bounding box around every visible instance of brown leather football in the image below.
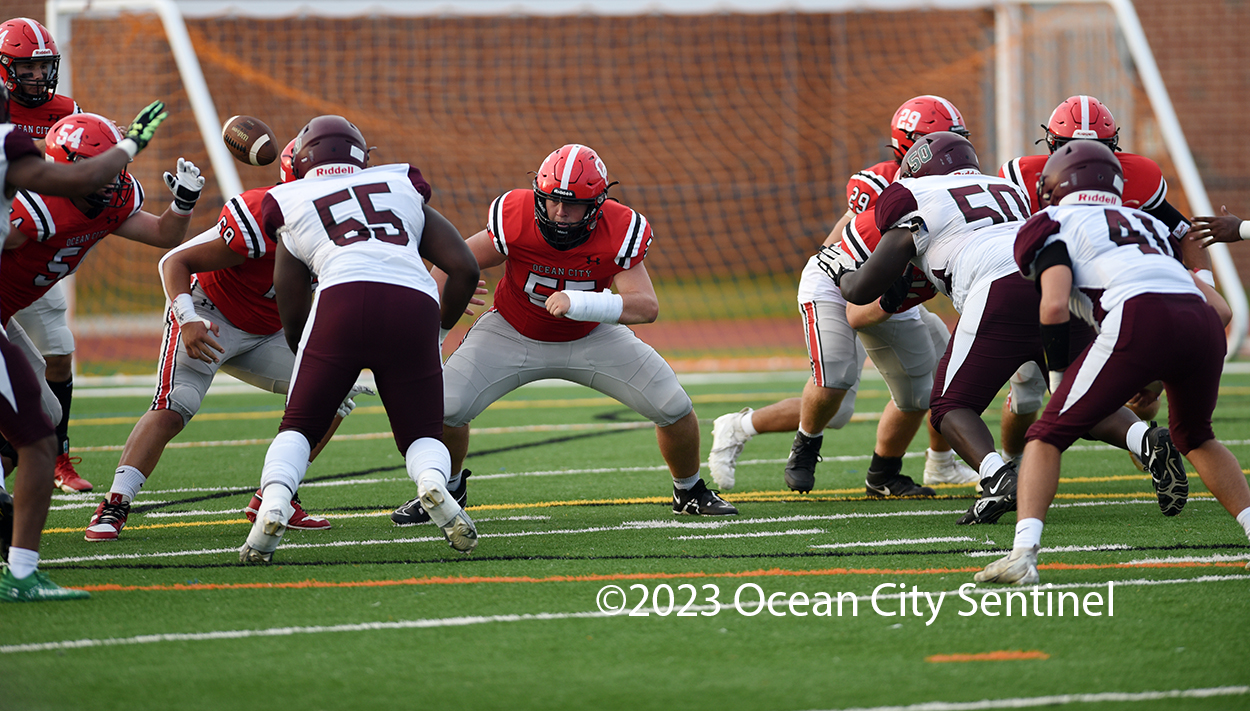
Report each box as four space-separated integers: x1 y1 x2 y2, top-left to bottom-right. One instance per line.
221 115 278 166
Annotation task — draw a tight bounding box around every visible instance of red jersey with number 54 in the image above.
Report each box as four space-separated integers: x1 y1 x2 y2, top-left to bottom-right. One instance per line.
2 181 145 323
195 186 282 335
487 189 652 342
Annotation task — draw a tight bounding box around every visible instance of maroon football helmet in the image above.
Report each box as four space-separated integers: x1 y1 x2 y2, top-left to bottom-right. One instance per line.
1037 139 1124 208
292 115 368 179
899 131 980 178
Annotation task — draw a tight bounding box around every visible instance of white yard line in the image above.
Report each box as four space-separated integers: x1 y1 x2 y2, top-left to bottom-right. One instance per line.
806 686 1249 711
810 536 980 549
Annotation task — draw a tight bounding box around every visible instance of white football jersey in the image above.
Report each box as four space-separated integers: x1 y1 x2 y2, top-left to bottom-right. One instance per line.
876 172 1032 313
1014 204 1202 327
264 163 439 301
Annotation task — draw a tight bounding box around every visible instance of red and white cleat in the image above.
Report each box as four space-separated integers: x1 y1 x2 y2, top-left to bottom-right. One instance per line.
54 454 93 493
244 490 330 531
84 494 130 541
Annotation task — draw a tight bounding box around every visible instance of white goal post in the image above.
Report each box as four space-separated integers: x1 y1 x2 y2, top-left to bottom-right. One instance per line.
46 0 1248 360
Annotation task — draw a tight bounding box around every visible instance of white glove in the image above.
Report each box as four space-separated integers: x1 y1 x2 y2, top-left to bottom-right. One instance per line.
815 244 859 286
337 383 375 419
163 157 205 215
1048 369 1064 392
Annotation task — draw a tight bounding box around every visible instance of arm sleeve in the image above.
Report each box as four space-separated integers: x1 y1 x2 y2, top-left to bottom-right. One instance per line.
260 193 286 243
1014 211 1064 280
874 182 919 234
3 129 42 163
407 166 432 202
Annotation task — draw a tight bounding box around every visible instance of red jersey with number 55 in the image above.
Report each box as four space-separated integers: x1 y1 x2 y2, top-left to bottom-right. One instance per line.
999 152 1166 215
487 189 652 342
2 181 145 323
846 160 900 214
196 186 282 335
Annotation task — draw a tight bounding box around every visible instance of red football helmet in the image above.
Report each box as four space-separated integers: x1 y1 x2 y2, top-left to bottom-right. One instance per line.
1043 95 1119 153
292 115 368 179
532 144 611 250
1037 139 1123 208
0 18 60 108
899 131 980 179
890 95 970 161
45 113 133 209
279 138 298 183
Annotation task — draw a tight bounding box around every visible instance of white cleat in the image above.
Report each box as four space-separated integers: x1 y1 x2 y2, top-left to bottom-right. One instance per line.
418 481 478 554
708 408 753 490
974 545 1040 585
239 500 294 564
923 449 979 485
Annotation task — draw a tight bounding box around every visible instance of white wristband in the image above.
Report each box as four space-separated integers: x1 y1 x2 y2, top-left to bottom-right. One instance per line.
562 289 624 324
117 137 139 160
171 293 211 328
1048 369 1064 392
170 201 193 217
1194 269 1216 287
1239 220 1250 241
439 327 450 350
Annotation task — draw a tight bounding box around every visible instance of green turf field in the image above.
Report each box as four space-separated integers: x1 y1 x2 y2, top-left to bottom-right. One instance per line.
2 368 1248 711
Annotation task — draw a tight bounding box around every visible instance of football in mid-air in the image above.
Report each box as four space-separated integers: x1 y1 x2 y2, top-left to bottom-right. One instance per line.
222 115 277 166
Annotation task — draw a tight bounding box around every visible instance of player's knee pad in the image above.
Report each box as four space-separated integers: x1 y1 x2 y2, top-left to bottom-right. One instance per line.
1007 362 1046 415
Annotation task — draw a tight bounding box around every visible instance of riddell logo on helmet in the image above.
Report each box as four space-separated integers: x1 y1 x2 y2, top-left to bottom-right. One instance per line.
1058 190 1122 206
310 164 360 177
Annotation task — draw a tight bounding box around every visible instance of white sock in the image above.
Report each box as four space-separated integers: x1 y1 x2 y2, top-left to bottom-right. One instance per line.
1126 421 1150 458
673 473 700 490
7 547 38 579
1003 450 1023 469
1013 517 1044 550
259 431 311 504
404 438 451 486
741 410 758 437
110 465 148 504
447 469 464 491
798 428 823 440
926 448 953 464
979 452 1006 480
1236 507 1250 541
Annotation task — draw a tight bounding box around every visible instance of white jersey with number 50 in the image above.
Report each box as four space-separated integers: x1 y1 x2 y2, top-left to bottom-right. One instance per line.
874 172 1031 312
262 163 439 302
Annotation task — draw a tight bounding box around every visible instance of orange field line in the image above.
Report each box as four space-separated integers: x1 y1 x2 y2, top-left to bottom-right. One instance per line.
76 561 1248 592
927 650 1050 663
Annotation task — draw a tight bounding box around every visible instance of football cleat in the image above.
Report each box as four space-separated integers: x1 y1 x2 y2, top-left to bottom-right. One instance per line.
392 471 471 526
1141 423 1188 517
673 479 738 516
974 545 1040 585
84 494 130 542
0 489 11 562
957 463 1018 525
866 473 936 498
54 454 93 493
417 480 478 553
708 409 752 490
923 449 979 485
245 491 330 530
240 499 295 564
0 568 90 602
784 431 822 493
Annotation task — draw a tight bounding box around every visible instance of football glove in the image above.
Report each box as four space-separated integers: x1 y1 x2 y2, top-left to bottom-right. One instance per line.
121 100 168 157
164 158 205 215
337 383 376 419
879 265 937 313
815 244 858 287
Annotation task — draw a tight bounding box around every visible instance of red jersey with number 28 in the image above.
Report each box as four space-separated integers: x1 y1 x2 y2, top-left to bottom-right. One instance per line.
487 189 652 342
2 181 145 323
195 186 282 335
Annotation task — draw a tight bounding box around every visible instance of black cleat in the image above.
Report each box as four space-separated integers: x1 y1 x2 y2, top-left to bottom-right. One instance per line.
1142 423 1188 517
866 473 936 498
673 479 738 516
784 432 822 493
0 489 11 563
957 462 1017 525
392 470 471 526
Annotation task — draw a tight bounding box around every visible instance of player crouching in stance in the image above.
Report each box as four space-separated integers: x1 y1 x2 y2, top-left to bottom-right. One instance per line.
240 115 480 562
397 144 736 521
976 141 1250 584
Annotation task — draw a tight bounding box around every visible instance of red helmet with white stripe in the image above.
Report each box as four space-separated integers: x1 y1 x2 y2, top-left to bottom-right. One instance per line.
890 95 970 161
279 138 298 183
1044 95 1119 153
0 18 61 108
532 144 611 250
45 113 133 208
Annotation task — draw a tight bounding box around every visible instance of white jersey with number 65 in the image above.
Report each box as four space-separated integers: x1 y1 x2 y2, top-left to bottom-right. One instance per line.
261 163 439 302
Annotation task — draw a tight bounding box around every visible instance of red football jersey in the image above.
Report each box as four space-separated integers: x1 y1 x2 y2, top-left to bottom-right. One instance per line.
839 207 936 311
2 180 145 323
846 160 900 214
487 189 652 342
999 152 1167 215
8 95 81 140
195 186 282 335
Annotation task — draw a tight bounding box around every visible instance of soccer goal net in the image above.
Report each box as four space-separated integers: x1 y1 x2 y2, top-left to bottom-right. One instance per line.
47 0 1245 375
